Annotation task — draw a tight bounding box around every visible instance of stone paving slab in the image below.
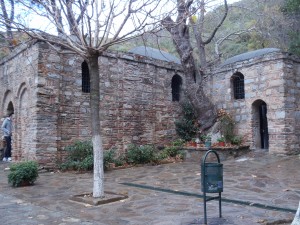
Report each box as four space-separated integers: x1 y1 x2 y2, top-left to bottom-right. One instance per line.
0 151 299 225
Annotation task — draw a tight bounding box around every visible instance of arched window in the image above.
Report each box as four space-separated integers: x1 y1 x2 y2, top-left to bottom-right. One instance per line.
172 75 182 102
232 72 245 99
82 61 90 93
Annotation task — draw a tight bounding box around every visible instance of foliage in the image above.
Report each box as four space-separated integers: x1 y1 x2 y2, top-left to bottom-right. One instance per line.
288 31 300 56
218 109 235 142
163 146 181 157
59 140 93 171
103 148 126 170
200 135 211 142
282 0 300 13
8 161 39 187
230 136 243 146
175 101 198 141
126 144 155 164
59 140 184 171
217 136 225 142
171 139 185 147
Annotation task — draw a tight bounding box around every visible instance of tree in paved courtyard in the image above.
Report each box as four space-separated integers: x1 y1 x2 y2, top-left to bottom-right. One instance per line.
0 0 174 198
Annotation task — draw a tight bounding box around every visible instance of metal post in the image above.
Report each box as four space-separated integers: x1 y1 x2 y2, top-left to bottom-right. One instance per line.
201 150 223 224
204 191 207 224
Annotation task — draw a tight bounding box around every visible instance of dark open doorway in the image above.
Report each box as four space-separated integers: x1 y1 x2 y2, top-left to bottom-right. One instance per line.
252 100 269 150
259 102 269 149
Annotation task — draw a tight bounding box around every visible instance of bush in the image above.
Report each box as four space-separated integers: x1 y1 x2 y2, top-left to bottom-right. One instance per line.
218 109 235 142
163 146 180 157
8 161 39 187
103 148 126 170
126 144 155 164
172 139 185 147
231 136 243 146
175 101 198 141
59 140 93 171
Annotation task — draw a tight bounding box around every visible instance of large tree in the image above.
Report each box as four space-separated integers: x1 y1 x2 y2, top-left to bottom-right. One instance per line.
0 0 172 198
0 0 15 50
162 0 229 131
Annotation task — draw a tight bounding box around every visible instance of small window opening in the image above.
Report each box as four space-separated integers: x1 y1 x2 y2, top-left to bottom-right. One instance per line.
82 61 90 93
172 75 182 102
232 72 245 99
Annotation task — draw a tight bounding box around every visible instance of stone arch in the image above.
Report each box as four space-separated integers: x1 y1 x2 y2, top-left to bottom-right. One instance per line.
17 83 33 160
171 74 183 102
1 90 14 116
251 99 269 150
231 72 245 100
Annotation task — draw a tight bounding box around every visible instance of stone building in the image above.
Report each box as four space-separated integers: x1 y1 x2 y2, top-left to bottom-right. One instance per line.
1 43 300 166
206 48 300 155
0 42 184 166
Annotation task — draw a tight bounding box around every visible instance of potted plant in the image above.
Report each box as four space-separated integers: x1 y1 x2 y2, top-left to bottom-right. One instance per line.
217 136 226 147
189 138 197 147
204 136 212 148
8 161 39 187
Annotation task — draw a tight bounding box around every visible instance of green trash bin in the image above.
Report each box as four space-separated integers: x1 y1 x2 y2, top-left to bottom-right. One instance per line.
201 162 223 193
201 150 223 224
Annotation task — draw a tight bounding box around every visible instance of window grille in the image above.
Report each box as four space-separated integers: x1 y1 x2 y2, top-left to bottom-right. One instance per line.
82 61 90 93
232 73 245 99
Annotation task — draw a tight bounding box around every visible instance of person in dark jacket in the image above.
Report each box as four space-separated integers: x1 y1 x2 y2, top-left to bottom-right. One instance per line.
1 113 13 162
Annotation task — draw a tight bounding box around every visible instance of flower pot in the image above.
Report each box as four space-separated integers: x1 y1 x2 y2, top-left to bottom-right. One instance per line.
205 141 211 148
190 142 197 147
218 142 225 147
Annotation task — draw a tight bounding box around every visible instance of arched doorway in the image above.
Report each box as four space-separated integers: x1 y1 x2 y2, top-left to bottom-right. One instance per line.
252 100 269 149
6 102 14 115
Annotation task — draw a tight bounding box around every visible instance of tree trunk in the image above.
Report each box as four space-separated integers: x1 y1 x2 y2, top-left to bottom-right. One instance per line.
88 53 104 198
162 16 217 131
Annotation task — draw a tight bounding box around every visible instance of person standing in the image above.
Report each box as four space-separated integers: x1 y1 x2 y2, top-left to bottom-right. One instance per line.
1 113 13 162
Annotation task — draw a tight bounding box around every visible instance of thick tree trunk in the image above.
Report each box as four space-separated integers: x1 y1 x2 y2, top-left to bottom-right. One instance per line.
162 15 217 131
88 54 104 198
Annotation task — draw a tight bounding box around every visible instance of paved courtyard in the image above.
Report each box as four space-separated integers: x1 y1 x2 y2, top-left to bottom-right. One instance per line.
0 150 299 225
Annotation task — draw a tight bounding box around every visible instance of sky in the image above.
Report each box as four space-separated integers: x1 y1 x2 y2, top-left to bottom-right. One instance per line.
14 0 242 38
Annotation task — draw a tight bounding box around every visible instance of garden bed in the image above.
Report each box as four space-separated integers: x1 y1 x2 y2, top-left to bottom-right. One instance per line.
70 191 128 206
183 145 251 162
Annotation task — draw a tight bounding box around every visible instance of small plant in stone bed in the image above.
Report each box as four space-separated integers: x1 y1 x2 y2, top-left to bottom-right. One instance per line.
59 140 185 172
59 140 94 171
8 161 39 187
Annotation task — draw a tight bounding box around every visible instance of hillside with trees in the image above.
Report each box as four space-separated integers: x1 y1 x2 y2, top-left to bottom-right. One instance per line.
111 0 299 63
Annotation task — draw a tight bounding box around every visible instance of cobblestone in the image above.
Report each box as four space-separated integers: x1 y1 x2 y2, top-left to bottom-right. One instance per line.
0 150 298 225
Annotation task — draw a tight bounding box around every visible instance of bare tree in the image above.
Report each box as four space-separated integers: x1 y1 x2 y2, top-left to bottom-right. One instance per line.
214 27 256 61
162 0 228 131
0 0 15 50
0 0 172 198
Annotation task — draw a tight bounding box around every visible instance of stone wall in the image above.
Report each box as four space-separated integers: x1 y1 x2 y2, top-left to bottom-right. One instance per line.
0 42 39 161
206 51 300 154
7 42 184 166
2 42 300 167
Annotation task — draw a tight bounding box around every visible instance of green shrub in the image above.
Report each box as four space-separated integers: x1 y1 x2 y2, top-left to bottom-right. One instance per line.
103 148 125 170
231 136 243 146
59 140 93 171
175 101 198 141
103 148 116 170
220 114 235 142
8 161 39 187
163 146 180 157
153 151 169 162
126 144 155 164
172 139 185 147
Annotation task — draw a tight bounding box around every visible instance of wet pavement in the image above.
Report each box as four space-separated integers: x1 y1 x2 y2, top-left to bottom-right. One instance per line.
0 150 299 225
